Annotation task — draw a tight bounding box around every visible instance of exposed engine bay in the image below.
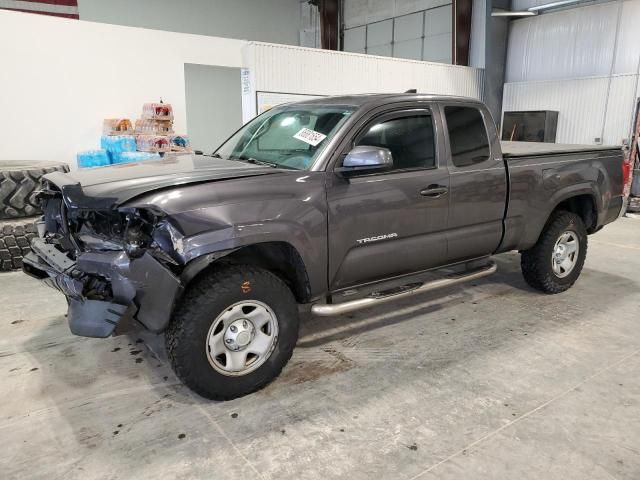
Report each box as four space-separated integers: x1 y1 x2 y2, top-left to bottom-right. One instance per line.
38 178 185 264
22 180 185 337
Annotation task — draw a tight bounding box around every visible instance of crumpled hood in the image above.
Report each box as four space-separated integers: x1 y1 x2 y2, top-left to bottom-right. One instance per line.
43 153 278 209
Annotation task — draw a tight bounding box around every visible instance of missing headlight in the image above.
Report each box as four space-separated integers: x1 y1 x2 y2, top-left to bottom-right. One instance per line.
72 207 184 265
122 210 156 257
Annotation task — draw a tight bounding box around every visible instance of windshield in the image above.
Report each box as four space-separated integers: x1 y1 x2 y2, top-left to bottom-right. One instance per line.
214 104 356 170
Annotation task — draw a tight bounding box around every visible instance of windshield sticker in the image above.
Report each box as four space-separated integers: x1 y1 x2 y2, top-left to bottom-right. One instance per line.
293 128 327 146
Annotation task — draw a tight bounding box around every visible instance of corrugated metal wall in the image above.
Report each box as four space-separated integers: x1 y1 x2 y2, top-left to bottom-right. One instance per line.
503 74 640 145
503 77 609 144
603 74 640 145
243 42 484 102
505 3 619 83
503 0 640 145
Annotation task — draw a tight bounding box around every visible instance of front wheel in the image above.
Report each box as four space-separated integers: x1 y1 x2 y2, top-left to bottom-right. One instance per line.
166 265 299 400
520 211 588 294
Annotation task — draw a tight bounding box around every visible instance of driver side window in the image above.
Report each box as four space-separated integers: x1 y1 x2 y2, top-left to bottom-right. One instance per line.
356 114 436 170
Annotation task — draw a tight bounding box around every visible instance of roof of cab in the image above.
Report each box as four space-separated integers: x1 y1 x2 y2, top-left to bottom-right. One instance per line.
290 93 485 108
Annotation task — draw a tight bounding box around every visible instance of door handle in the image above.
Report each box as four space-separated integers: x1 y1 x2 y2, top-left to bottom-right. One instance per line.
420 185 448 197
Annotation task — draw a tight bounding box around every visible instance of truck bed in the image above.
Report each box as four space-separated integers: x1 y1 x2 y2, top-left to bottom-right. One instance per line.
499 140 624 254
501 141 621 158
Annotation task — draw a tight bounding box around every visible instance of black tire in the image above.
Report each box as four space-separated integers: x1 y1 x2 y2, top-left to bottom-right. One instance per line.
0 161 70 220
521 211 587 294
0 217 38 272
165 264 299 400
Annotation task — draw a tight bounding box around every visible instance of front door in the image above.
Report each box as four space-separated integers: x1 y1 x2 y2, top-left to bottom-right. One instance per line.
326 108 450 292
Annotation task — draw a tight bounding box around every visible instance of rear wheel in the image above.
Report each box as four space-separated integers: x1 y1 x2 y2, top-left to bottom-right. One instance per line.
521 211 587 294
165 265 299 400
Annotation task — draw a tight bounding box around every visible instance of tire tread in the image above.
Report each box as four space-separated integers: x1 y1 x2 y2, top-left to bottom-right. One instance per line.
0 162 69 219
521 211 587 294
165 264 298 400
0 217 38 272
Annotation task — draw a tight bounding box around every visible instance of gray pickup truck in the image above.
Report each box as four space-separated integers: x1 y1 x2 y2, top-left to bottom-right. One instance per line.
23 94 625 399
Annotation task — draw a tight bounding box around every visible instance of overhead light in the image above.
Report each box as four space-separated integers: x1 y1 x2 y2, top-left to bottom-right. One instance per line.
492 0 585 17
528 0 584 12
491 11 538 16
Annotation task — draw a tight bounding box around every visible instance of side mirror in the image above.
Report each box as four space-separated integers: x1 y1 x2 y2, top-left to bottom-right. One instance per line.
335 145 393 175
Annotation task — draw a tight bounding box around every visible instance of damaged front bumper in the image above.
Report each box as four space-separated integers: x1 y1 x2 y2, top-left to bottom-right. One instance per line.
23 238 182 338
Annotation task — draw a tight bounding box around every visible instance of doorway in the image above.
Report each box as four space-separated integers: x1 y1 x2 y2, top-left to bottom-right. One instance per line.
184 64 243 154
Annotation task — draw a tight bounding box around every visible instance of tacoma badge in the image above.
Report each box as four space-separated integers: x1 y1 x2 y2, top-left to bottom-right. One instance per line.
356 233 398 245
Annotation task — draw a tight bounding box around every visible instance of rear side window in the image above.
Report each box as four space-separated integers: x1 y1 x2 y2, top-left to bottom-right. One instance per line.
444 106 490 168
356 115 436 170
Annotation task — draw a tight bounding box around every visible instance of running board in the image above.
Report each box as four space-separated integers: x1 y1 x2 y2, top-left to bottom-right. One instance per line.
311 261 497 317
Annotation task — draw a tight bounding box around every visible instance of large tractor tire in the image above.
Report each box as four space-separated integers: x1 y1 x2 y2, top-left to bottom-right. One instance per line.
0 161 69 220
0 217 39 272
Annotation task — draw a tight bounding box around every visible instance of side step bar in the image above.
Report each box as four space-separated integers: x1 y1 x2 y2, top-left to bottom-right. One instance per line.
311 261 497 317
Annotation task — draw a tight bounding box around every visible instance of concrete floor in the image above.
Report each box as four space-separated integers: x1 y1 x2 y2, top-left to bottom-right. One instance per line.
1 218 640 480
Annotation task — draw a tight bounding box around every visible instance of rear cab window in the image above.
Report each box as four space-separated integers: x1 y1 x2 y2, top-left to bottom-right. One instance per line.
444 106 490 168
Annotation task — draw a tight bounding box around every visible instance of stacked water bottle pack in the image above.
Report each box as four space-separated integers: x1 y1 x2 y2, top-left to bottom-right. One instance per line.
77 99 191 168
102 135 161 164
103 118 134 135
136 135 171 153
76 150 111 168
134 118 174 135
101 135 136 158
135 101 191 153
78 129 158 167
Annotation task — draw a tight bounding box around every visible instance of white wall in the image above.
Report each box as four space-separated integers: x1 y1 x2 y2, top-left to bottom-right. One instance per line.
502 0 640 145
78 0 302 46
0 10 244 165
0 9 486 166
241 42 484 120
245 42 483 96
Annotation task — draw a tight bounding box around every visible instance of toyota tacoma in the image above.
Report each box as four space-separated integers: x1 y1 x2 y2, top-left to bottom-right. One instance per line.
23 94 626 399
